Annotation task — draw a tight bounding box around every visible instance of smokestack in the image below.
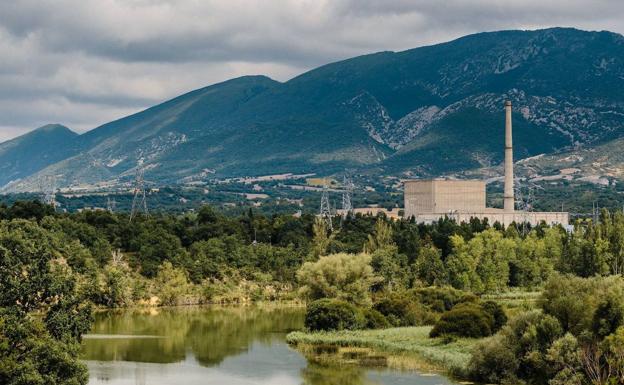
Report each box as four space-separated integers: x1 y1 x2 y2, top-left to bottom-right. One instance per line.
504 101 514 212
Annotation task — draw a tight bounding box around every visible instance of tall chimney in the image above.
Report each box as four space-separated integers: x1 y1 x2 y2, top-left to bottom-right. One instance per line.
504 101 514 212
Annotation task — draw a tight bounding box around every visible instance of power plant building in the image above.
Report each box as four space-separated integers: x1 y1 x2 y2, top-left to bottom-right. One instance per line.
403 101 569 227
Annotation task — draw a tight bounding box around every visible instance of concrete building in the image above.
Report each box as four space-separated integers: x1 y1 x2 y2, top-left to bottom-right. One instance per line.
404 101 569 227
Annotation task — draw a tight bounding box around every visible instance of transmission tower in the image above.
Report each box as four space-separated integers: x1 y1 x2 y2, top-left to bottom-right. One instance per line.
129 161 148 222
319 181 333 231
39 175 58 211
341 175 354 214
106 197 117 213
514 179 536 235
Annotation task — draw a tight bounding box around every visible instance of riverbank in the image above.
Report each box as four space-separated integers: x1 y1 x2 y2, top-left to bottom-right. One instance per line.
286 326 480 378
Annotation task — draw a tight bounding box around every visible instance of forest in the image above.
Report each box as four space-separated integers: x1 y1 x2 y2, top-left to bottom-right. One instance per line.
1 199 624 384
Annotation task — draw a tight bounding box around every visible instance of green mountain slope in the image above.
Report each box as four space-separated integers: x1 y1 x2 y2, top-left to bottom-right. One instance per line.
5 27 624 191
0 124 79 187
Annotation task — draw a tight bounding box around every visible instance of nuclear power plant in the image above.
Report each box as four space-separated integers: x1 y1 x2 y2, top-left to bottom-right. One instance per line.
403 101 569 227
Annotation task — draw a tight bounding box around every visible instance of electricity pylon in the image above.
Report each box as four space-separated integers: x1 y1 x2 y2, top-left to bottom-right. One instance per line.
341 175 353 214
515 179 536 235
39 175 57 211
129 161 148 222
106 197 117 213
320 181 333 231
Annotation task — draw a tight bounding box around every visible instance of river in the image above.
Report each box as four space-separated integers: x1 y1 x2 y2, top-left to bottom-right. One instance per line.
81 305 458 385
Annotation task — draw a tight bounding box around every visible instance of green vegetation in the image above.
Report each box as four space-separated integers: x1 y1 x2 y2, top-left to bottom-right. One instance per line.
286 211 624 382
287 326 477 376
430 301 506 338
0 220 93 385
297 252 381 307
469 274 624 385
3 198 624 383
304 299 366 331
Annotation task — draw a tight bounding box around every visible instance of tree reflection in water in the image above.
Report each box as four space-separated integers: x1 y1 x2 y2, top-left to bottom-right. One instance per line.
82 305 304 366
83 305 457 385
301 363 373 385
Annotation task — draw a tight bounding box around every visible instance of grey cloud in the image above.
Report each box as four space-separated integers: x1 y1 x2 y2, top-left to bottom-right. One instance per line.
0 0 623 140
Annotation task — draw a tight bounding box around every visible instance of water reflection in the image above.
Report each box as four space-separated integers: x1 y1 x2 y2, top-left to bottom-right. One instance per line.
82 305 457 385
83 306 303 366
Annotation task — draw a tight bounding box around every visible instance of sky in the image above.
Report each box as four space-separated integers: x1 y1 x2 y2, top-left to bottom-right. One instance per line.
1 0 623 141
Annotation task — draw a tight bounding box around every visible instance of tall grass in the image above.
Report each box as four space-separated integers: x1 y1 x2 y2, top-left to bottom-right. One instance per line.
287 326 478 376
482 289 541 318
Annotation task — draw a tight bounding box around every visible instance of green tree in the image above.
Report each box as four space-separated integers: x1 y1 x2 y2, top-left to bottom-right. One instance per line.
155 261 190 306
0 220 92 385
445 235 483 292
370 247 409 291
446 229 513 293
413 244 447 286
364 218 394 254
100 264 133 308
136 227 187 277
297 253 381 306
310 217 332 260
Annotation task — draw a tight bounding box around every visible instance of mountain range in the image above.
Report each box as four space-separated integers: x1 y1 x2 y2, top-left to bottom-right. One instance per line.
4 27 624 192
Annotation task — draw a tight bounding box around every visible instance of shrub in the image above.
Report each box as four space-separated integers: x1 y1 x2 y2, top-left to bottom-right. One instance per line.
411 286 477 313
297 253 382 307
592 293 624 339
154 262 190 306
305 299 364 331
362 308 390 329
481 300 508 333
468 334 520 384
430 303 493 338
540 274 624 336
373 293 426 327
600 326 624 380
468 311 564 384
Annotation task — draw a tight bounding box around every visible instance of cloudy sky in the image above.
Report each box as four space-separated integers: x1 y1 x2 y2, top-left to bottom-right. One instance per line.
1 0 623 141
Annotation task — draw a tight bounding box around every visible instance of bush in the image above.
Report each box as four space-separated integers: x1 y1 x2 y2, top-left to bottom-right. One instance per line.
154 262 190 306
468 311 564 384
373 293 427 327
481 301 508 333
468 334 520 384
411 286 477 313
592 293 624 339
297 253 382 307
430 303 493 338
539 274 624 336
362 308 390 329
305 299 364 331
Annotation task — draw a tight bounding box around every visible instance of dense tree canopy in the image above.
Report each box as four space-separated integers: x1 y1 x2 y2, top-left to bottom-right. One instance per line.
0 220 92 385
1 199 624 384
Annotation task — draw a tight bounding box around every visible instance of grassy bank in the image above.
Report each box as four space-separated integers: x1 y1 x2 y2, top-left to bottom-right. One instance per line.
286 326 479 377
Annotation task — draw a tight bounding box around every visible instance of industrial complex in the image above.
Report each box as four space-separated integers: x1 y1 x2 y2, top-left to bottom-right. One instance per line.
402 101 569 227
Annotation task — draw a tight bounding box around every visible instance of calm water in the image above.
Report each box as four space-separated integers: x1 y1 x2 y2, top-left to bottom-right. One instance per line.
81 306 458 385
